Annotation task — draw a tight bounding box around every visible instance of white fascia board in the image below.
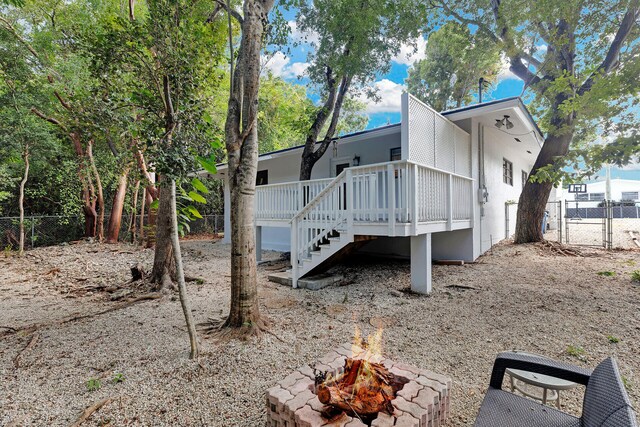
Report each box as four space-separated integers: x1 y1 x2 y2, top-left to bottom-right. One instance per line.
202 125 402 177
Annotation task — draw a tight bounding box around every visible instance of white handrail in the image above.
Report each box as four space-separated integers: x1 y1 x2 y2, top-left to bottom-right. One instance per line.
288 159 475 287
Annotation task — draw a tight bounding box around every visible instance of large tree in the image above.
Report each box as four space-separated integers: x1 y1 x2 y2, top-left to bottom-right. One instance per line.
204 0 275 337
433 0 640 242
406 21 501 111
290 0 424 180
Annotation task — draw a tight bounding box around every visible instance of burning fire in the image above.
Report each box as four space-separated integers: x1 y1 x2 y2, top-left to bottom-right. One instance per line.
315 326 408 421
352 325 383 361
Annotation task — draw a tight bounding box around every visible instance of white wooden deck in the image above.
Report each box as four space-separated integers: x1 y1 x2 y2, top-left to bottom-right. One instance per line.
255 93 475 290
256 160 474 287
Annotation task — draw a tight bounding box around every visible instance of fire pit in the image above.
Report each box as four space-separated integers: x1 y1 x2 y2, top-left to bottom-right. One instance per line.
266 337 451 427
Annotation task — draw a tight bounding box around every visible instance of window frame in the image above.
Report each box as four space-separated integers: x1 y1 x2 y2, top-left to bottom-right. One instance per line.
256 170 268 186
390 147 401 161
503 158 513 186
621 191 639 200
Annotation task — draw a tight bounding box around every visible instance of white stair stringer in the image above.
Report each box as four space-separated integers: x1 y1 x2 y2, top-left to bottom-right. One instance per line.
297 232 353 279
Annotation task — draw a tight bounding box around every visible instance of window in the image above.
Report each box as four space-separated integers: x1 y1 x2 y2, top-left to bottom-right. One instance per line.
390 147 401 161
621 191 639 200
256 170 268 186
589 193 605 201
521 170 528 187
503 158 513 185
575 193 589 201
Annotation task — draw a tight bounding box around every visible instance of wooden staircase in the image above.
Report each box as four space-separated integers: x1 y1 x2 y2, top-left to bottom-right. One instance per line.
293 232 377 279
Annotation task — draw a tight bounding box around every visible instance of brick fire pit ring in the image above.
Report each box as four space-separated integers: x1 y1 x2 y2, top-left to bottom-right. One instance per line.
266 343 452 427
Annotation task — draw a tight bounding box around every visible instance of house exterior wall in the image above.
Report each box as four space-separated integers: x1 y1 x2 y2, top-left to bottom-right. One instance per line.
478 125 539 252
251 130 402 251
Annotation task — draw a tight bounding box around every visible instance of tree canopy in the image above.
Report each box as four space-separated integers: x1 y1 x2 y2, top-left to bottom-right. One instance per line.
406 22 501 111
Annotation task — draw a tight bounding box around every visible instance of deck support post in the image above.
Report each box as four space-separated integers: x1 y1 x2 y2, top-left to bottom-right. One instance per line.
256 226 262 262
447 174 453 230
411 233 432 294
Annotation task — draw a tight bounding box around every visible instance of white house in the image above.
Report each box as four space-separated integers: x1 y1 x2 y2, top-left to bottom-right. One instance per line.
208 93 543 293
559 179 640 207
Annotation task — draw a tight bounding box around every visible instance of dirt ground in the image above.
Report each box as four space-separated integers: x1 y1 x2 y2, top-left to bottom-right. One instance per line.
1 239 639 426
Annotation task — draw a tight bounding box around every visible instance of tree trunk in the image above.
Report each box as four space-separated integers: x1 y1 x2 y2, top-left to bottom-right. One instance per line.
299 74 351 181
151 183 176 289
106 168 130 243
227 125 261 327
168 179 199 358
135 150 158 247
129 179 140 243
87 140 104 242
220 0 274 332
18 144 29 256
68 132 97 238
514 129 574 243
139 187 146 243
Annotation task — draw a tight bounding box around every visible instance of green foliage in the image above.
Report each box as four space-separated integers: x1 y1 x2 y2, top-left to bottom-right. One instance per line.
631 270 640 282
86 378 101 392
607 335 620 344
175 179 213 236
407 22 501 111
112 372 125 383
290 0 424 89
597 271 616 277
436 0 640 185
566 345 586 360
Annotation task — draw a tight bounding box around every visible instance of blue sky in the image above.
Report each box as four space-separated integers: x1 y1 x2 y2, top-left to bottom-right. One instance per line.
262 11 639 181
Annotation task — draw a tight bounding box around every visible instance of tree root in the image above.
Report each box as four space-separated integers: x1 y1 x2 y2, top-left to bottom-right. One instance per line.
197 315 277 342
14 332 40 368
1 293 162 339
537 240 582 257
69 397 113 427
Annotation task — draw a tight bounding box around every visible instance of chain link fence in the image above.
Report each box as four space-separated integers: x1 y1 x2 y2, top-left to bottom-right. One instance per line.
0 214 224 249
505 200 640 249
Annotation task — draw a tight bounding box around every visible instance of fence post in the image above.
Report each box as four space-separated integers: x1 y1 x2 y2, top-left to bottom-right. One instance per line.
505 203 509 239
31 216 35 248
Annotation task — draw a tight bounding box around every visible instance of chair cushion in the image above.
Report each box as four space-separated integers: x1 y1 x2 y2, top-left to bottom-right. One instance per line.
473 388 581 427
583 357 637 427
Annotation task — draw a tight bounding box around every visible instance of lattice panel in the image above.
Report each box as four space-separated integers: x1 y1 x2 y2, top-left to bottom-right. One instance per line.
435 119 455 173
407 95 435 167
454 128 472 177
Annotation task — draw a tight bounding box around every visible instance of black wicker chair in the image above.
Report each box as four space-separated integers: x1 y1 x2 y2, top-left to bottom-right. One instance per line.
474 352 638 427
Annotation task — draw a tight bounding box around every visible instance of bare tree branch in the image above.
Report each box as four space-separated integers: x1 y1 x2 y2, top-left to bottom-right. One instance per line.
578 0 639 95
311 75 353 162
434 0 501 44
30 107 65 129
0 15 41 61
211 0 243 25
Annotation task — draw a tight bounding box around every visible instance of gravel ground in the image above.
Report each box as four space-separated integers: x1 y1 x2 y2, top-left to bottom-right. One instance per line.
1 240 639 426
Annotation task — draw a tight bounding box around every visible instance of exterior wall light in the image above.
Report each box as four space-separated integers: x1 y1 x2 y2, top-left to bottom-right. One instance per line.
495 115 514 130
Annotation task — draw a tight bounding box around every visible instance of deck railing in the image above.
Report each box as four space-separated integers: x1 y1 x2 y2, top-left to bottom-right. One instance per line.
282 160 474 286
255 178 333 221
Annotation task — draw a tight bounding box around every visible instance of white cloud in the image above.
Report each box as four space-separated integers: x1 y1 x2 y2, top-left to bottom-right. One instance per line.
288 21 320 46
358 79 405 113
261 52 309 79
391 36 428 66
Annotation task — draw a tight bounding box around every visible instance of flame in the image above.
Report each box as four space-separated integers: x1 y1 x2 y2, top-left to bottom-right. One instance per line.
351 325 383 361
